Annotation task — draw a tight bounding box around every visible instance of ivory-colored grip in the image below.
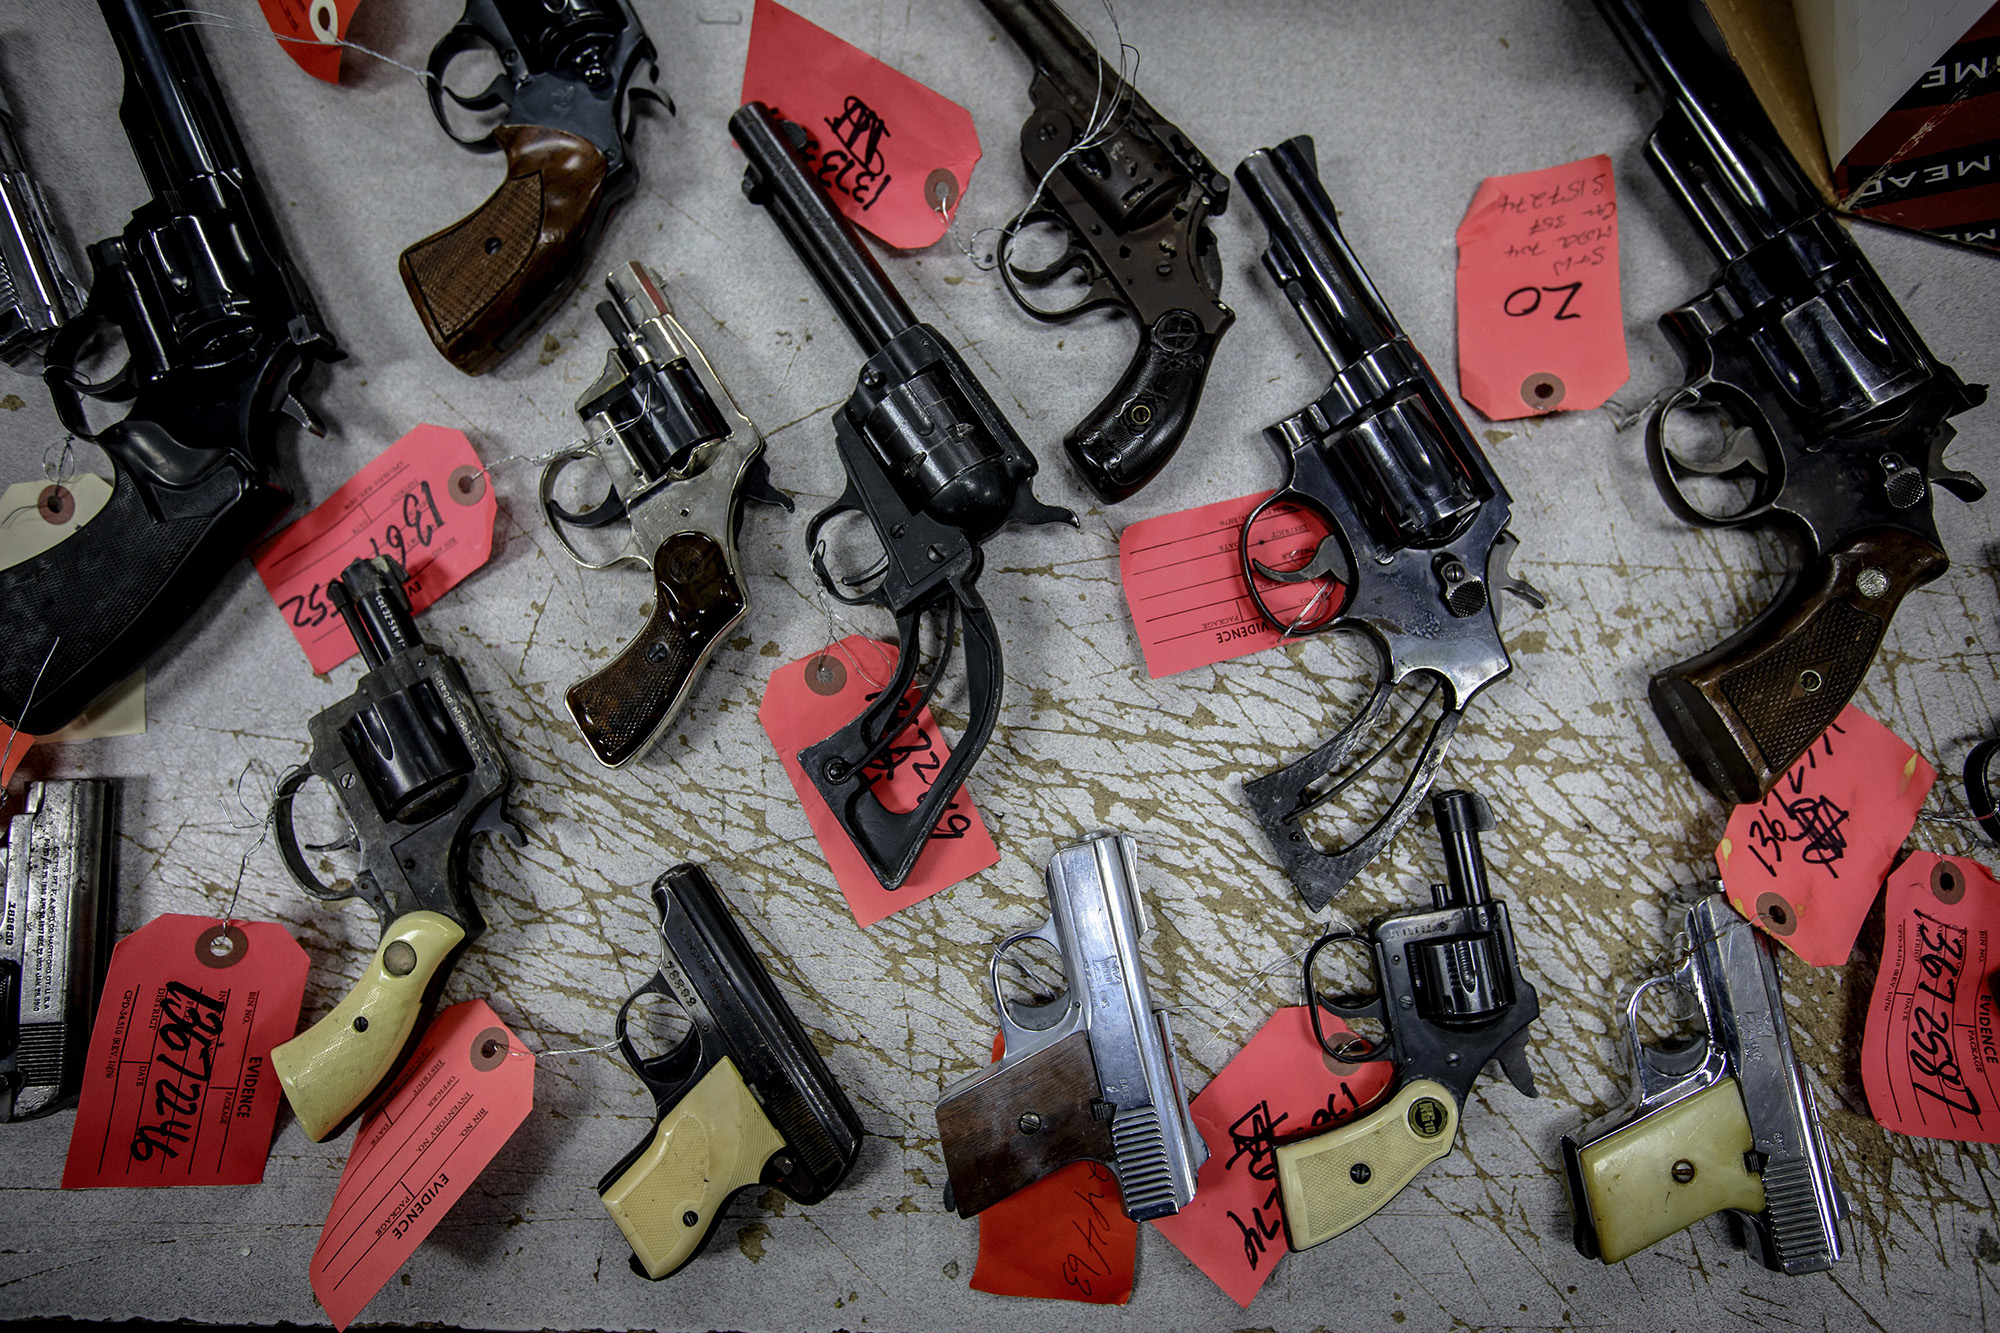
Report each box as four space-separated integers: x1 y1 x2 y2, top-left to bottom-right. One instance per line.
1575 1078 1766 1264
271 911 465 1143
600 1057 786 1280
1275 1080 1459 1250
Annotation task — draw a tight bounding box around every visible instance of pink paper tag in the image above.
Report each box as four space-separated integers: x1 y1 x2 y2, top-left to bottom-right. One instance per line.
0 728 31 785
1861 852 2000 1143
758 635 998 926
62 915 306 1188
1118 491 1339 678
252 425 496 674
256 0 361 82
1151 1007 1394 1307
1454 155 1629 419
740 0 982 249
1716 706 1935 966
309 1000 535 1332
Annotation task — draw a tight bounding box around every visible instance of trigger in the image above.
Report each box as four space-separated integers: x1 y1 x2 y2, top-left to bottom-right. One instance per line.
1489 531 1547 614
552 486 629 529
1665 424 1767 478
472 799 527 848
742 455 794 512
280 393 328 439
1254 533 1344 585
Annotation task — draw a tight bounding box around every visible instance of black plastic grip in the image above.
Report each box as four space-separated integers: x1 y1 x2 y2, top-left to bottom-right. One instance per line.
0 461 285 732
1065 309 1218 504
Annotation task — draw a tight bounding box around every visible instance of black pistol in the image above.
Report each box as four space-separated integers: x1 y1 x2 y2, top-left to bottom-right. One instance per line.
1234 137 1544 911
977 0 1234 502
1597 0 1986 804
600 864 863 1280
732 101 1075 892
268 557 523 1142
3 0 340 736
1277 790 1539 1249
401 0 666 374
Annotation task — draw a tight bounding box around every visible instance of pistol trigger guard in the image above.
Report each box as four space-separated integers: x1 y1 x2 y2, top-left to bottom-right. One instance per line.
613 975 703 1100
270 765 355 904
1646 385 1779 527
990 919 1072 1057
540 447 643 572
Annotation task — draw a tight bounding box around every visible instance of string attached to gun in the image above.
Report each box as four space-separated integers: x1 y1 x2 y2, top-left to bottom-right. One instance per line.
160 7 435 88
0 636 59 779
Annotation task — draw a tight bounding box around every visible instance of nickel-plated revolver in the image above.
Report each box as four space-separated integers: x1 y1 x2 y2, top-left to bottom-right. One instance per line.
401 0 667 374
1598 0 1986 805
1233 136 1544 912
269 557 523 1142
600 864 863 1280
1562 890 1847 1273
935 831 1206 1221
976 0 1234 502
733 101 1075 892
1277 790 1538 1249
0 65 85 368
541 261 791 768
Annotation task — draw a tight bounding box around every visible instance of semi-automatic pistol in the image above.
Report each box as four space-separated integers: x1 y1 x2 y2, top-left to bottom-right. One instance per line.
600 864 863 1280
935 831 1205 1221
1 780 116 1121
1562 891 1846 1273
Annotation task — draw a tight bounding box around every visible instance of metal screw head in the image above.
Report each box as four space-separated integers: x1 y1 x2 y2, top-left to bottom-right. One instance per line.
771 1154 794 1175
646 641 670 664
1350 1162 1372 1184
927 543 948 563
353 1015 370 1033
1398 994 1414 1009
1671 1159 1697 1185
682 1210 699 1227
1856 566 1890 599
340 773 355 789
861 367 885 390
1799 668 1824 694
1017 1112 1045 1135
1127 402 1154 426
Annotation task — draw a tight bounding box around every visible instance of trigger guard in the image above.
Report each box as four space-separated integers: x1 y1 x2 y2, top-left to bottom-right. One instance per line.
614 974 703 1098
270 765 355 904
997 218 1121 322
540 448 642 572
1646 386 1779 527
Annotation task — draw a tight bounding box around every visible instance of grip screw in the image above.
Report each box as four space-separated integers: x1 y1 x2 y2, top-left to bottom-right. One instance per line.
1017 1112 1046 1135
353 1015 369 1033
1799 669 1824 694
1856 567 1890 599
1127 403 1154 426
1671 1159 1696 1184
682 1210 699 1227
647 641 670 664
1350 1163 1371 1184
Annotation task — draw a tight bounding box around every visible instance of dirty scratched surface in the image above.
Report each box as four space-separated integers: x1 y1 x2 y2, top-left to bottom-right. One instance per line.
2 0 1998 1330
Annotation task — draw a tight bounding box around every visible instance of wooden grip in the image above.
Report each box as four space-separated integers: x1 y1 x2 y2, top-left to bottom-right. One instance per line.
935 1029 1113 1218
600 1057 786 1280
565 533 747 768
1650 528 1947 804
399 124 612 375
270 911 465 1142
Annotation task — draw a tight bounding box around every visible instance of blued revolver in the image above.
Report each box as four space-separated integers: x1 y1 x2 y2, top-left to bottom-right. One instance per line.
935 831 1205 1221
599 864 863 1280
977 0 1234 502
1278 790 1538 1249
1598 0 1986 804
269 557 523 1141
1562 891 1846 1272
1 780 116 1121
1234 137 1544 911
401 0 666 374
541 261 791 768
3 0 339 735
733 101 1075 891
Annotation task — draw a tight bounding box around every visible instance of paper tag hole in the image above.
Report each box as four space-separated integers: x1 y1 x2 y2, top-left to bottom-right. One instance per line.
806 654 848 696
1520 372 1566 410
1755 892 1798 936
1933 859 1967 904
447 464 486 505
196 924 251 969
469 1026 510 1071
38 485 72 524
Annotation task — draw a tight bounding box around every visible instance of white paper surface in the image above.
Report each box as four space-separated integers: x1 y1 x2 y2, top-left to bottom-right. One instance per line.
1794 0 1993 162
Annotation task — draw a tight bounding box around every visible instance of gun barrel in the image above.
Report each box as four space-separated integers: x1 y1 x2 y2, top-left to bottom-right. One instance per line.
1045 832 1204 1221
98 0 252 203
732 102 915 357
1593 0 1819 257
329 559 423 669
977 0 1118 115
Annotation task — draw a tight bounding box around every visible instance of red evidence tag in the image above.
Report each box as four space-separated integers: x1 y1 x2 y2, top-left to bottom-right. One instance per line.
1454 154 1629 420
0 728 32 785
252 425 497 674
1117 491 1340 679
758 635 999 926
309 1000 535 1332
1716 706 1935 967
256 0 361 83
740 0 982 249
968 1031 1135 1304
1861 852 2000 1143
61 915 306 1188
1151 1007 1395 1307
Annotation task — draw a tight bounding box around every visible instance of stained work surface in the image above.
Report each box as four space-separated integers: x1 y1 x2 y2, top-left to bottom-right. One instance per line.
1 1 1998 1330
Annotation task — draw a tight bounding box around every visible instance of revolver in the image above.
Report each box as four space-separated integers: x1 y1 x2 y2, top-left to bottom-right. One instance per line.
0 65 85 367
1561 891 1847 1273
540 261 792 768
977 0 1234 503
733 101 1075 892
1233 137 1544 912
935 831 1205 1221
1598 0 1987 805
2 0 340 736
401 0 666 374
1 780 116 1121
1276 789 1538 1249
599 863 863 1280
268 557 523 1142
